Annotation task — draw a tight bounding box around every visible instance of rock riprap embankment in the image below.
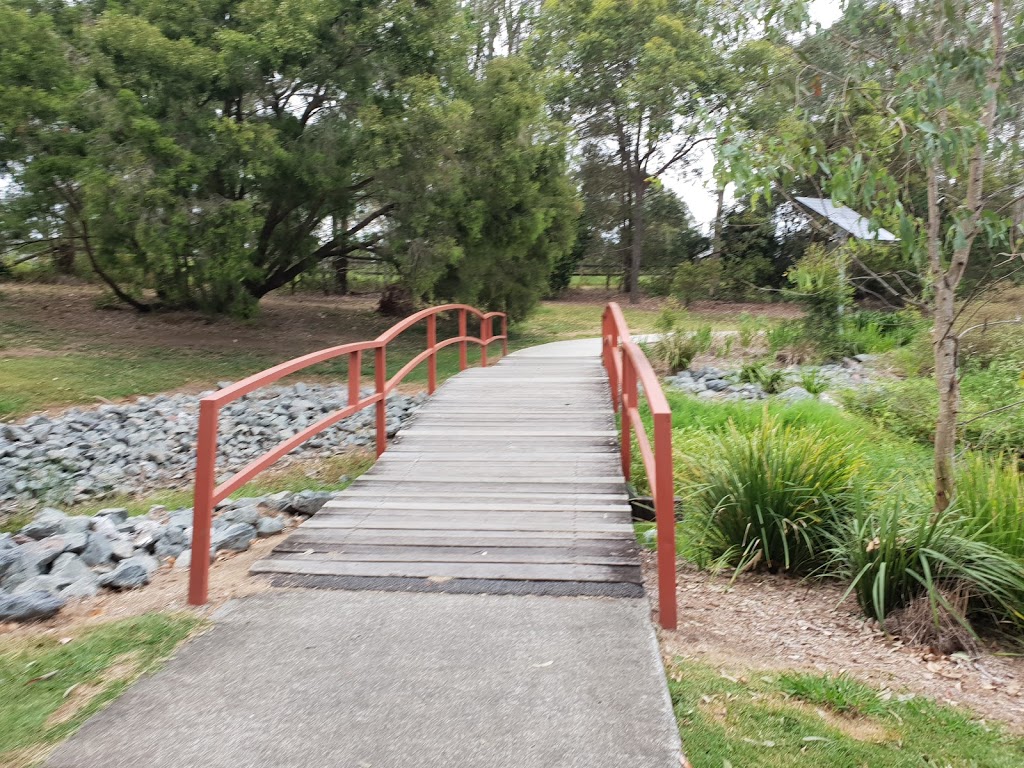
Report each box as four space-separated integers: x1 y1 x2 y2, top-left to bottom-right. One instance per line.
665 357 877 402
0 489 336 623
0 384 425 505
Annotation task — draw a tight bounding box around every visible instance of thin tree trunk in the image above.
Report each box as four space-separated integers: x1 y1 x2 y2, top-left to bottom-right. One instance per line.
932 282 959 513
629 175 645 304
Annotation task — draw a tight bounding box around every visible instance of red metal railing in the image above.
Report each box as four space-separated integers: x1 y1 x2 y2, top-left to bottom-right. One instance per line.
188 304 508 605
601 302 677 630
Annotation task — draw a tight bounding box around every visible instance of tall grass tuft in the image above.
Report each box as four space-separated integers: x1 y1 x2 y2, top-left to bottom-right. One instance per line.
679 414 862 574
956 454 1024 562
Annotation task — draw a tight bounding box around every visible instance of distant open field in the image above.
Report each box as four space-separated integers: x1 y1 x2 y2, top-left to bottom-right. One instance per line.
0 283 793 419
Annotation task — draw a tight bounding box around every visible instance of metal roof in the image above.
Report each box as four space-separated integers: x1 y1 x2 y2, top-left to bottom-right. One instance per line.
794 196 898 241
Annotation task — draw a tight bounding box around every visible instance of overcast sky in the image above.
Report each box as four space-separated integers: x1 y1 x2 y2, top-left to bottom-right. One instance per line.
670 0 844 231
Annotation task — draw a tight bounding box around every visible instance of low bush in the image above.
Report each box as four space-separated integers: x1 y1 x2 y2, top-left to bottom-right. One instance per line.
678 414 863 574
824 490 1024 636
737 361 789 394
798 368 829 395
645 304 713 373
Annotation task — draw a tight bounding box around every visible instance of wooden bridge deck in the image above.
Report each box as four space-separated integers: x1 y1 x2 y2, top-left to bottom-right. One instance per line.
252 351 642 592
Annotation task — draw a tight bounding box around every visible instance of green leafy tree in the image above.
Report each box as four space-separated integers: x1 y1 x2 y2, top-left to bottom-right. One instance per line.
727 0 1022 512
536 0 735 302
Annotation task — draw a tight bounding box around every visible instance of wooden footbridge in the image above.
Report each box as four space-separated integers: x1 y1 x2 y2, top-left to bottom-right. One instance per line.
187 303 677 628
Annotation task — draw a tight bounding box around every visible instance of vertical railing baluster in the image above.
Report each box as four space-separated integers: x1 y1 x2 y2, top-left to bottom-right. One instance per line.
427 314 437 394
481 316 490 367
621 354 634 481
375 345 386 456
502 315 508 357
458 309 468 371
654 411 677 630
188 400 219 606
348 349 362 408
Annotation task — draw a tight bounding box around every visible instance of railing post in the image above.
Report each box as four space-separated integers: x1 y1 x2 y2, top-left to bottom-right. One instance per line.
621 353 634 481
375 345 386 457
458 309 468 371
654 411 677 630
427 314 437 394
188 400 218 606
348 349 362 407
481 316 490 367
501 315 508 357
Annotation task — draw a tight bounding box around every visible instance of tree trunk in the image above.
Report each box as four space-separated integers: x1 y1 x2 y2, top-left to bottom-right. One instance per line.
334 254 349 295
628 175 645 304
932 280 959 514
711 187 725 258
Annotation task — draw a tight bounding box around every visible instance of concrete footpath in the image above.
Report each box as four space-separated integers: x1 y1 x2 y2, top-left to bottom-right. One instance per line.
47 589 682 767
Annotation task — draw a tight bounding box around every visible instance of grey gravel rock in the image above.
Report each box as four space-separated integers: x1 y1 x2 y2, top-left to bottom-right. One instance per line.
0 385 425 505
256 516 286 538
286 491 334 516
154 539 187 560
221 505 260 526
21 507 67 540
62 516 93 535
109 539 135 560
99 555 159 589
0 590 64 621
61 575 101 600
80 532 114 567
61 531 89 554
50 553 93 586
211 523 256 553
95 508 129 524
777 386 813 402
12 574 63 596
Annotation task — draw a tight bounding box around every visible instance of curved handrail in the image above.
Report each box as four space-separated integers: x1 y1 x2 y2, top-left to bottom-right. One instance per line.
188 303 508 605
601 303 677 630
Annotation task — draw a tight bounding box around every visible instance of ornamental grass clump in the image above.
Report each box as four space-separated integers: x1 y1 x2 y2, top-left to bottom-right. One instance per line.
679 415 862 575
955 454 1024 562
824 490 1024 641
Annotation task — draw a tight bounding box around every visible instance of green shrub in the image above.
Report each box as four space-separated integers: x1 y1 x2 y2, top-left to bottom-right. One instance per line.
679 414 863 574
842 379 937 444
799 369 829 395
825 490 1024 632
765 319 805 353
845 369 1024 454
646 304 713 373
737 312 760 348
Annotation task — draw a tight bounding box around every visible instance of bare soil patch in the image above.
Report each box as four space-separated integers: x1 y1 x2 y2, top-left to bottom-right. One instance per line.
646 557 1024 731
0 283 393 358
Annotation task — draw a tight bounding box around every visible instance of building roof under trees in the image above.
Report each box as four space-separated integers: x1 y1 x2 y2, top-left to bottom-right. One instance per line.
794 196 898 241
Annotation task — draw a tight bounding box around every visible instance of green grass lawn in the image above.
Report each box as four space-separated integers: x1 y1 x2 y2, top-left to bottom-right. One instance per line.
0 614 202 767
671 659 1024 767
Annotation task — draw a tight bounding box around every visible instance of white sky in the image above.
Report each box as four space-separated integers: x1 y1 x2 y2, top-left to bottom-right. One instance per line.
669 0 844 231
